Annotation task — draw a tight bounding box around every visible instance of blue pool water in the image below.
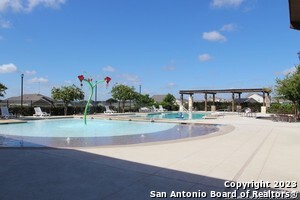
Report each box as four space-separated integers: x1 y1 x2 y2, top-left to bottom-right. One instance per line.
147 112 205 120
0 118 219 147
0 119 176 137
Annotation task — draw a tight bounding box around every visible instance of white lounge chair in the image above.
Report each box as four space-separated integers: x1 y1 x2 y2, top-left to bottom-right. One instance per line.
158 105 167 112
104 106 116 114
1 106 14 119
152 105 158 112
33 107 50 117
139 107 150 112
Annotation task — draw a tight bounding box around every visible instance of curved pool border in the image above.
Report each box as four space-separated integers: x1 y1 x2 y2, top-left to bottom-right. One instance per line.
0 114 233 148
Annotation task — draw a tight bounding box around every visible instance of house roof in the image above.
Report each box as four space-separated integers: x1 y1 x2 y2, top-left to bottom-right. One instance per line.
234 98 259 103
4 94 54 105
152 95 167 103
246 93 263 98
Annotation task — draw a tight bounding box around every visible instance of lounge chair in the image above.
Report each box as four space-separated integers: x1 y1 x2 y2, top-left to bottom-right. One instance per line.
33 107 50 117
1 106 14 119
152 105 158 112
158 105 167 112
139 107 150 112
104 106 116 114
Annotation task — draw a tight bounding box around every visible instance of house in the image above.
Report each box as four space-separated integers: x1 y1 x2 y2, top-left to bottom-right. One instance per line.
233 98 258 104
1 94 54 107
271 97 293 104
246 93 271 106
151 95 167 103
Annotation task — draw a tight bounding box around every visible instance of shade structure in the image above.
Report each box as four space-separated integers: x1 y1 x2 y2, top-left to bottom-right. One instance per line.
289 0 300 30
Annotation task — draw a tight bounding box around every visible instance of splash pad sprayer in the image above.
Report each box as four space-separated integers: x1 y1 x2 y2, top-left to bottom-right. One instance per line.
78 75 111 124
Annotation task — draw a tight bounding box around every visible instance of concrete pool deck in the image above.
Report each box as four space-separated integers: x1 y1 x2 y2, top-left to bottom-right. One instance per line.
0 114 299 199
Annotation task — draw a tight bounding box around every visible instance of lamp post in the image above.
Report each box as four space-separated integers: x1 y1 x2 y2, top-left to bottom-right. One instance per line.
139 85 141 94
21 74 24 116
297 51 300 62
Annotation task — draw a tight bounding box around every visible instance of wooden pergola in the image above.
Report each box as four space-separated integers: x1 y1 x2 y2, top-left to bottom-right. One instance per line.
289 0 300 30
179 88 271 112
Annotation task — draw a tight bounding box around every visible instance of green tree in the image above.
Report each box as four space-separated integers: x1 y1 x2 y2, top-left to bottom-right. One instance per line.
276 65 300 117
161 93 178 111
0 83 8 97
52 85 84 115
134 93 154 108
111 84 135 113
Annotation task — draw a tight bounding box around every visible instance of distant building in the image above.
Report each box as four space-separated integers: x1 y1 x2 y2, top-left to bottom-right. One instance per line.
246 93 271 106
1 94 54 107
152 95 167 103
207 96 227 103
271 97 293 104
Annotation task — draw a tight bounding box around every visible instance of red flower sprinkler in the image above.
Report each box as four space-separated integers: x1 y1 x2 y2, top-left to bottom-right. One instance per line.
77 74 111 125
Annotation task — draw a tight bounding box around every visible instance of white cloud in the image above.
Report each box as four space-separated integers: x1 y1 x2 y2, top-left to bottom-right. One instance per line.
167 82 176 88
0 0 23 12
220 23 236 32
0 0 66 13
282 67 296 75
0 63 17 73
163 66 176 71
102 65 116 72
198 54 212 62
210 0 244 8
25 70 36 75
27 77 49 83
0 18 12 28
120 74 140 83
202 31 227 42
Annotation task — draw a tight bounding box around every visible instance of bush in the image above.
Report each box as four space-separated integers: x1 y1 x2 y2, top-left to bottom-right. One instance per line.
268 103 295 114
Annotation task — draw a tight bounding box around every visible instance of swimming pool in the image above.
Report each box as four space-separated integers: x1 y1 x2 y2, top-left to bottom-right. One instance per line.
146 112 205 120
0 118 218 147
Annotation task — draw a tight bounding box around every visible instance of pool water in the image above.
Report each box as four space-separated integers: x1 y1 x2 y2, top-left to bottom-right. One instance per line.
0 119 176 137
147 112 205 120
0 118 219 147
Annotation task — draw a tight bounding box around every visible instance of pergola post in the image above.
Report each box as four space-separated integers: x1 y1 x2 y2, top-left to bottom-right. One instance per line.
231 93 235 112
236 93 242 112
204 93 207 112
211 93 216 111
180 94 183 106
188 94 193 112
179 88 272 113
261 91 267 114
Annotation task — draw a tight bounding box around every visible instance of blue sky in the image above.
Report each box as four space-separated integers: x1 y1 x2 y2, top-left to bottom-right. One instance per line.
0 0 299 101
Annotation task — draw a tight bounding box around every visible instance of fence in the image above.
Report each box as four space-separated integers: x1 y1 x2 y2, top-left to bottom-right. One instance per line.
0 100 107 116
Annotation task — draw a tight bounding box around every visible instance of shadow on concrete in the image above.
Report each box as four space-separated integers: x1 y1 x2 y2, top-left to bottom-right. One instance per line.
0 148 294 200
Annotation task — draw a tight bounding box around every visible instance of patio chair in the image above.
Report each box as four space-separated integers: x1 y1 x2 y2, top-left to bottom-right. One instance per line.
104 106 116 114
158 105 167 112
152 105 158 112
33 107 50 117
1 106 14 119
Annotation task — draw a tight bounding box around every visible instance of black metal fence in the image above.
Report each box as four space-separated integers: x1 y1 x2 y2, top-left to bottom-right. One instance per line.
0 100 107 116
